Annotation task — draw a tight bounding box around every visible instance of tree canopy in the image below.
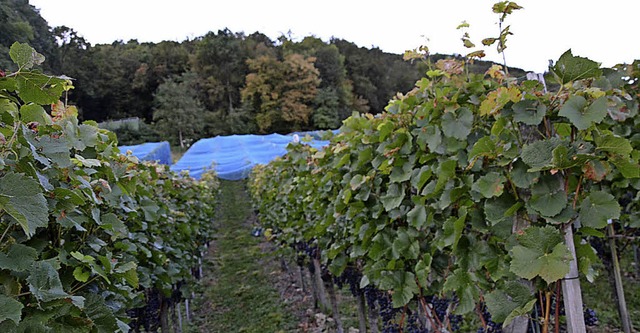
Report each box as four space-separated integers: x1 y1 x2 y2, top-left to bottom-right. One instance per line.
2 2 528 145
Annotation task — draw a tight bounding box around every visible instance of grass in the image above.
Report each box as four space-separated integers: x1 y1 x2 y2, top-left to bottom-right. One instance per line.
187 180 299 332
185 178 639 332
582 246 640 332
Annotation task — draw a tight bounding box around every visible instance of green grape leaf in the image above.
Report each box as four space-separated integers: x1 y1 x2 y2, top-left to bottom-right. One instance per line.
392 229 414 259
485 281 534 324
407 204 427 229
9 42 45 70
512 100 546 125
15 72 67 105
0 243 38 272
84 293 119 333
421 125 442 153
73 267 90 283
101 213 128 239
0 77 17 91
24 130 72 167
386 271 419 308
579 191 620 228
521 138 563 171
19 104 53 125
439 210 466 250
470 136 497 160
377 121 394 141
0 172 48 237
410 165 432 192
574 238 600 283
528 175 567 217
510 160 539 188
350 174 366 190
558 96 607 130
0 294 23 325
484 194 517 226
27 261 70 302
551 49 602 84
390 162 413 183
509 226 572 283
551 145 581 170
610 156 640 178
380 183 404 211
441 107 473 140
595 134 633 156
121 267 139 289
472 172 506 198
443 268 477 314
414 254 432 287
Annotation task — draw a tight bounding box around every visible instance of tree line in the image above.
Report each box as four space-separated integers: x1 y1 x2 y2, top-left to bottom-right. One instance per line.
1 0 525 146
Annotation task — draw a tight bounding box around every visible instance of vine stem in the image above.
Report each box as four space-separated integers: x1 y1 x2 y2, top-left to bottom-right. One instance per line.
70 275 100 294
0 223 11 244
543 290 551 333
555 282 561 333
572 175 584 209
475 300 487 329
399 305 407 333
418 295 440 329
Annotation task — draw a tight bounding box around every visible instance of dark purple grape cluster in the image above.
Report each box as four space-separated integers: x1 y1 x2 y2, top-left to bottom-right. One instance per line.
477 303 503 333
404 311 430 333
334 267 363 296
363 287 402 331
584 307 598 326
449 313 462 331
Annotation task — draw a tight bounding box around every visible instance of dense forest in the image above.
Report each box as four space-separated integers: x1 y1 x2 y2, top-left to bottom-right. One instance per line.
2 0 526 146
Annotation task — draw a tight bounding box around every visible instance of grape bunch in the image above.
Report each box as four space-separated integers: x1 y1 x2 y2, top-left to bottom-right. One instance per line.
477 303 503 333
449 313 463 331
363 287 402 331
404 311 429 333
334 267 363 296
140 288 162 332
584 307 598 326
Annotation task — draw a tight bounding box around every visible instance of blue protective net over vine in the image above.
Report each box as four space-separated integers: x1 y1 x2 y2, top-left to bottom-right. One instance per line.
119 141 173 165
170 131 335 180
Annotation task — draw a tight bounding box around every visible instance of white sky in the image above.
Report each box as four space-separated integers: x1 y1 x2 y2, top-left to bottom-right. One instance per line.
29 0 639 73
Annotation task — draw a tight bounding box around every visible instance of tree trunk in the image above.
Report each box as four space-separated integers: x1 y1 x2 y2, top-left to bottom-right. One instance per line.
298 264 306 293
179 130 184 149
356 292 367 333
312 258 329 311
171 302 182 333
160 297 170 333
366 292 379 333
325 280 343 333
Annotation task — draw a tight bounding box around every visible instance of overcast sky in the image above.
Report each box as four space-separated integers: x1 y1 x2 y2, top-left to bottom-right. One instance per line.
29 0 639 73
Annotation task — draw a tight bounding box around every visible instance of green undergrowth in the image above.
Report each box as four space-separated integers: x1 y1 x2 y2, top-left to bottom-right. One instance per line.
188 180 299 332
582 251 640 331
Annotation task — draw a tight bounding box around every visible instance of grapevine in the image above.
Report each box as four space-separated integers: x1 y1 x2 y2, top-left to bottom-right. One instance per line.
250 36 639 332
0 42 219 331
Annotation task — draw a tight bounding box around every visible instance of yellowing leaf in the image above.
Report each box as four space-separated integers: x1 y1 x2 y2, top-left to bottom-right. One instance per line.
480 86 522 116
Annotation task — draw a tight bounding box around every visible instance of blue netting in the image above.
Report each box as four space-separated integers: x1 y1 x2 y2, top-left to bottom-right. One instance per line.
119 141 172 165
170 132 333 180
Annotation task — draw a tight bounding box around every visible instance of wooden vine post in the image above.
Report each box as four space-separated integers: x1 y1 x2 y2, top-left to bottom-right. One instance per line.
607 221 633 333
561 224 586 333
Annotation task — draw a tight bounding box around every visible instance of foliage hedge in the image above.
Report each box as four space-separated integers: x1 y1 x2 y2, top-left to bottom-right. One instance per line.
0 43 218 332
250 48 639 329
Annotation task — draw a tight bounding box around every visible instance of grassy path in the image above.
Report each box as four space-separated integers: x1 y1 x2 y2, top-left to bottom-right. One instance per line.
189 180 299 333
